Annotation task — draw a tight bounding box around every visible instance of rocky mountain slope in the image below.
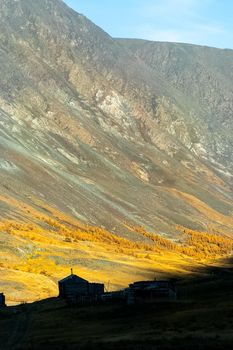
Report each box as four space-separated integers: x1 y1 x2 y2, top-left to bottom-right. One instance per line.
0 0 233 301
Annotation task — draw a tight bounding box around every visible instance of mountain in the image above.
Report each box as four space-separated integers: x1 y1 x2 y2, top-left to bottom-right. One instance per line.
0 0 233 302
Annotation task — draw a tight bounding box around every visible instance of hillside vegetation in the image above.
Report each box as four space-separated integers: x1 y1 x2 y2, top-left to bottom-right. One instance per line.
1 194 233 303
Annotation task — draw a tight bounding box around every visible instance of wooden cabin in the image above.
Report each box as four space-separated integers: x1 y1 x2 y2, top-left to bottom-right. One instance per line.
127 280 177 304
59 274 89 299
58 272 104 304
0 293 6 307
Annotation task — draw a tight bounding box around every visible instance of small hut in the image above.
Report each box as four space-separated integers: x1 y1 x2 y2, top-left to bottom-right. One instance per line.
127 279 177 304
59 274 89 299
0 293 6 307
58 271 104 304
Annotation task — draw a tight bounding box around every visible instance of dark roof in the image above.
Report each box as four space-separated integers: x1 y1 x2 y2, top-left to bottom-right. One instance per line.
131 280 170 285
59 274 89 284
129 280 173 290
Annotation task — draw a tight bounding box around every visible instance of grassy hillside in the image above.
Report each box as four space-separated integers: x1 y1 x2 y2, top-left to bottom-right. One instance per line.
1 193 233 303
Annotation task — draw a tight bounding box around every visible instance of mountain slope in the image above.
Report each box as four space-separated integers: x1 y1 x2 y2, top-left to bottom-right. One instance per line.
118 39 233 168
0 0 233 301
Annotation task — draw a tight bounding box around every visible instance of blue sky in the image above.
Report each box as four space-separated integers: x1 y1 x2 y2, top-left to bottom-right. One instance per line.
64 0 233 49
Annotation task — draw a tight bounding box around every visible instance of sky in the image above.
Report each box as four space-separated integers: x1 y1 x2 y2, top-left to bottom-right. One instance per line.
63 0 233 49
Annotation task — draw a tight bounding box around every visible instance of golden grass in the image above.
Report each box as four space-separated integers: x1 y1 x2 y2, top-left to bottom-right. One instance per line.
1 194 233 303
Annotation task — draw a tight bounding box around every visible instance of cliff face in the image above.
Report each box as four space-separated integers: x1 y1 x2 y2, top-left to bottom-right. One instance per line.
0 0 233 238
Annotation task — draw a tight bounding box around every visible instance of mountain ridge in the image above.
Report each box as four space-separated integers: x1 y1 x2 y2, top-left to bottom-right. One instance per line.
1 0 233 231
1 0 233 302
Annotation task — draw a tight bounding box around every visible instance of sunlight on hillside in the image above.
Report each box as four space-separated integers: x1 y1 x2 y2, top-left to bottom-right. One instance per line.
1 194 233 304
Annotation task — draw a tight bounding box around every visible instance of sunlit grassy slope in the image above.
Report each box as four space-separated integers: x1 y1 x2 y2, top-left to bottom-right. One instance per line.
1 194 233 304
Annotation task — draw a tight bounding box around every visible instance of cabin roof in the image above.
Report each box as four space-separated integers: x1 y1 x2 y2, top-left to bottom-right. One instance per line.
59 274 88 284
131 280 169 285
129 280 172 290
